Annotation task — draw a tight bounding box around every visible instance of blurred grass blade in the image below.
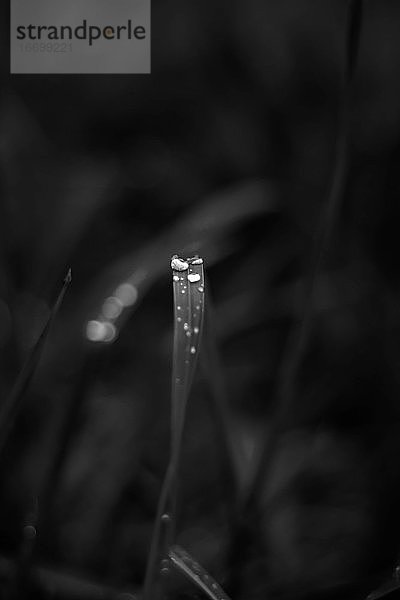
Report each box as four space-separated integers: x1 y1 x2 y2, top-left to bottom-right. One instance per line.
366 567 400 600
0 269 71 455
201 294 242 505
169 545 231 600
347 0 363 83
85 179 276 345
367 581 400 600
143 256 205 600
242 0 364 510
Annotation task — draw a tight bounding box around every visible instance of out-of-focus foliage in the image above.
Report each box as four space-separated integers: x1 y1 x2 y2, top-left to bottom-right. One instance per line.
1 1 400 599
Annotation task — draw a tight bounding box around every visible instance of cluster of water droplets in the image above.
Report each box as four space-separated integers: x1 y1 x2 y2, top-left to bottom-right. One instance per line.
86 281 138 343
171 255 204 357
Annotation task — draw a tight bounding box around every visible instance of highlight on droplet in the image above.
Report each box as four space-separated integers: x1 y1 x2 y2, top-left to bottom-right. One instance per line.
86 320 116 343
115 282 138 307
102 296 124 320
188 273 201 283
171 255 189 272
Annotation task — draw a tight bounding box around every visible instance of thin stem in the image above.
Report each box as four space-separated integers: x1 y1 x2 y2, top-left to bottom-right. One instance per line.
0 268 71 457
143 256 205 600
244 0 362 512
228 1 363 594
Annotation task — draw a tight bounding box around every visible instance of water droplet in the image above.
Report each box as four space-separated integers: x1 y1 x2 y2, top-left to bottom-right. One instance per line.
195 305 200 310
182 290 186 294
171 257 189 272
194 327 199 334
183 323 189 331
173 275 179 282
186 331 191 337
177 306 181 311
115 283 138 307
190 346 196 354
188 273 201 283
177 317 182 322
161 513 171 522
102 296 123 320
161 559 170 571
86 321 116 343
198 286 204 293
192 563 201 573
86 320 106 342
103 323 117 342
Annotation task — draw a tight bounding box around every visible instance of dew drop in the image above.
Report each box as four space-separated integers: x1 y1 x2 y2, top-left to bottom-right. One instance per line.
177 317 182 322
198 286 204 293
115 283 138 307
103 323 117 343
188 273 201 283
161 513 171 523
86 320 106 342
186 331 191 337
160 560 170 576
102 296 123 320
194 326 199 334
160 569 169 577
86 320 117 343
190 346 196 354
182 290 186 294
195 305 200 310
171 256 189 272
173 275 179 282
183 323 189 331
177 306 181 311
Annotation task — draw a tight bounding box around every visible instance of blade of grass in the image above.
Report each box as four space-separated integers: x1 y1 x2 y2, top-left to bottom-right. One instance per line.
243 0 364 517
0 268 71 457
169 545 232 600
0 553 137 600
13 352 93 595
143 256 205 600
227 1 364 594
367 579 400 600
84 179 276 345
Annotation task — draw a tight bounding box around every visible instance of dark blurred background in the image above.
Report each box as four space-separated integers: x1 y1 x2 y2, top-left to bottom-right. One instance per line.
1 0 400 599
